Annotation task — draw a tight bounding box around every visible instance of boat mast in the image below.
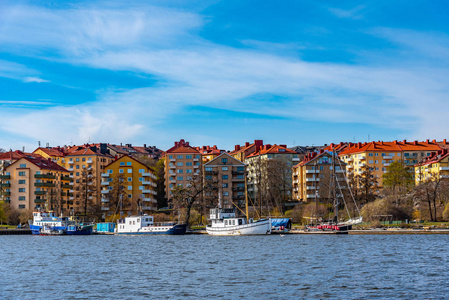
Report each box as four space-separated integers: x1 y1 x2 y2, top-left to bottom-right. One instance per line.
245 170 249 223
332 147 338 224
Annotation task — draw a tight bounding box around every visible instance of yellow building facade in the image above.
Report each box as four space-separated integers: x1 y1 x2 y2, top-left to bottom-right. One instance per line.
101 155 157 213
414 150 449 185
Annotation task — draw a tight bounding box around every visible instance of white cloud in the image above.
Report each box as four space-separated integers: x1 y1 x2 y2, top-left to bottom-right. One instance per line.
23 77 49 83
0 2 449 149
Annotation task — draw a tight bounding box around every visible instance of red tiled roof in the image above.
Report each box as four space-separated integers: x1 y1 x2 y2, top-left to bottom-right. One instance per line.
7 157 69 172
170 146 200 154
416 149 449 166
0 150 41 161
33 147 65 157
247 144 297 158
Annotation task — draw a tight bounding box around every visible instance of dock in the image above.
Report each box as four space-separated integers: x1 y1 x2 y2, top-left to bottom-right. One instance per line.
0 229 32 235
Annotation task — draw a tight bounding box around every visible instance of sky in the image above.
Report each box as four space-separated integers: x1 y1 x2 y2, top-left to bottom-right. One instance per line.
1 0 449 152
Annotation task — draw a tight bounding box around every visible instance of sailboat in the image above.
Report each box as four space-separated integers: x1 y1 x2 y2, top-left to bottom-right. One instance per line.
307 148 362 233
206 178 271 236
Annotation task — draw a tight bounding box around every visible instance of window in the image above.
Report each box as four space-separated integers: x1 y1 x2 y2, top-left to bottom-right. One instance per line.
127 162 132 166
18 171 26 176
19 164 26 168
186 155 192 159
128 177 132 182
177 155 183 159
18 180 25 184
320 166 324 170
205 175 212 180
381 153 386 157
177 176 183 181
369 160 373 164
76 158 79 162
120 162 125 166
108 170 113 174
222 175 228 180
186 169 193 173
139 169 145 173
19 196 25 201
223 183 228 188
177 162 184 166
76 165 80 169
128 186 132 190
19 205 26 209
177 169 184 174
128 194 132 198
222 167 228 171
205 167 213 171
82 158 86 162
368 153 373 157
375 160 378 164
127 169 132 173
119 169 124 173
237 166 244 171
19 188 25 192
169 155 173 159
222 158 228 164
375 153 378 157
186 162 193 166
223 192 229 196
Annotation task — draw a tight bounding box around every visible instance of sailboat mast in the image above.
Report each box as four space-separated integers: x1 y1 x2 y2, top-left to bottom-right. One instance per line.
245 171 249 223
332 147 338 224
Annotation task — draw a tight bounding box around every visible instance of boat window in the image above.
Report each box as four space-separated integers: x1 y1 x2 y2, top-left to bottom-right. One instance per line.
225 220 227 225
129 221 132 225
239 219 242 225
137 219 140 222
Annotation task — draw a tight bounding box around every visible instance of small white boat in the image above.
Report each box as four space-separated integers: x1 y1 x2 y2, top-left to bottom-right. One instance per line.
115 215 187 235
206 208 271 236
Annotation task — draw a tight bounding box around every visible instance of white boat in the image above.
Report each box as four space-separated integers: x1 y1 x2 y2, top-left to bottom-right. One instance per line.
115 215 187 235
206 208 271 236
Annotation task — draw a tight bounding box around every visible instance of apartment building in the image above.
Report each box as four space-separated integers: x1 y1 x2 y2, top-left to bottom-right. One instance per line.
196 145 224 163
204 153 246 208
415 149 449 185
34 145 114 214
338 140 442 187
4 157 71 213
292 150 348 203
164 140 202 205
100 155 157 214
245 144 299 202
230 140 264 162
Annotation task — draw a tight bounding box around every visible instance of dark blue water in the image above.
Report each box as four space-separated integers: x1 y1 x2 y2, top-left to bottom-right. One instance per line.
0 234 448 299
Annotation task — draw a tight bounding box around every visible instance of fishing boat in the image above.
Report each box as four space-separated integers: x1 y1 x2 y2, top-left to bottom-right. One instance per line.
206 208 271 235
29 211 69 235
115 215 187 235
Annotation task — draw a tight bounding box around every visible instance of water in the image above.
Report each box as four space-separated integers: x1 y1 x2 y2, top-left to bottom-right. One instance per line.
0 234 448 299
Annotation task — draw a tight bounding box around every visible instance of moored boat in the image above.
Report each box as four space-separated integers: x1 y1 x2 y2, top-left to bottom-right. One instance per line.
206 208 271 236
39 224 66 236
29 211 69 235
66 224 95 235
115 215 187 235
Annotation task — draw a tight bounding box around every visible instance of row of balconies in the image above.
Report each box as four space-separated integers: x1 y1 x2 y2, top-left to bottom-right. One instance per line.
34 174 56 179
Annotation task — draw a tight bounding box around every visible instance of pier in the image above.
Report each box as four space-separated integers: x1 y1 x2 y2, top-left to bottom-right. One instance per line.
0 229 32 235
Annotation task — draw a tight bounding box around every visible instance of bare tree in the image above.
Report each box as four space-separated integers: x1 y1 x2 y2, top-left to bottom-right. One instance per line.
413 174 449 221
104 173 130 214
74 170 97 217
171 173 215 227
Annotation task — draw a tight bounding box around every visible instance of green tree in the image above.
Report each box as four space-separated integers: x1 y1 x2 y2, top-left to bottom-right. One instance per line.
382 160 413 204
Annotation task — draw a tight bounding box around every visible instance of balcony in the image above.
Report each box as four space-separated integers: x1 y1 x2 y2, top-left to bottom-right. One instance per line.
306 170 319 174
61 184 72 189
440 167 449 171
307 186 319 190
346 158 354 162
101 190 109 194
142 181 153 185
0 174 10 180
232 195 244 200
34 182 55 188
141 206 154 210
358 156 366 160
347 165 354 169
34 199 46 204
87 167 93 171
205 171 218 175
335 169 345 173
231 177 245 181
440 175 449 179
61 175 72 181
142 172 152 177
193 158 199 162
194 165 199 169
359 163 366 168
142 197 154 202
232 170 245 175
383 155 393 160
101 207 110 211
4 192 11 196
34 191 45 195
305 178 319 182
68 161 74 164
101 198 109 203
68 167 74 172
383 163 391 167
101 173 109 178
232 187 245 191
34 174 56 179
0 183 11 188
170 158 176 162
306 194 317 199
292 157 300 161
101 181 110 186
87 159 93 164
142 189 152 194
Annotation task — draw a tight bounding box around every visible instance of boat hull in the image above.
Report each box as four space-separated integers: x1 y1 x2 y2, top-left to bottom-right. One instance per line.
30 224 66 235
66 225 94 235
206 219 271 236
115 224 187 235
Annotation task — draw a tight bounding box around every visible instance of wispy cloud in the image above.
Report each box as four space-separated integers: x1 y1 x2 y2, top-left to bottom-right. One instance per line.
23 77 49 83
0 2 448 149
328 5 366 20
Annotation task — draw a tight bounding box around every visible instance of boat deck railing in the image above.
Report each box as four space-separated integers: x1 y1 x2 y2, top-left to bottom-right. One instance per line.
206 219 270 231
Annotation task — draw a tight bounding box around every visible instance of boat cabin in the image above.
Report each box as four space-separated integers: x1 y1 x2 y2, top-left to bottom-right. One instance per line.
116 215 154 232
209 208 251 228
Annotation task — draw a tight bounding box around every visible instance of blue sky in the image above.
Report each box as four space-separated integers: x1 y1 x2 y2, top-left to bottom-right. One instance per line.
1 0 449 151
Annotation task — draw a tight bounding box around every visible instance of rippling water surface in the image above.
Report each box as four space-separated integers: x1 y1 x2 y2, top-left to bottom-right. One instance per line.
1 234 448 299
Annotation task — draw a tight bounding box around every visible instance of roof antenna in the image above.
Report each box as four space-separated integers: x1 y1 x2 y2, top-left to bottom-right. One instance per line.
367 134 370 142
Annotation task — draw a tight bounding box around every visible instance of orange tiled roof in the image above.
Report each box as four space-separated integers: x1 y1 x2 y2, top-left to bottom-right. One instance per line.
33 147 65 157
338 140 441 156
170 146 200 154
0 150 41 161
